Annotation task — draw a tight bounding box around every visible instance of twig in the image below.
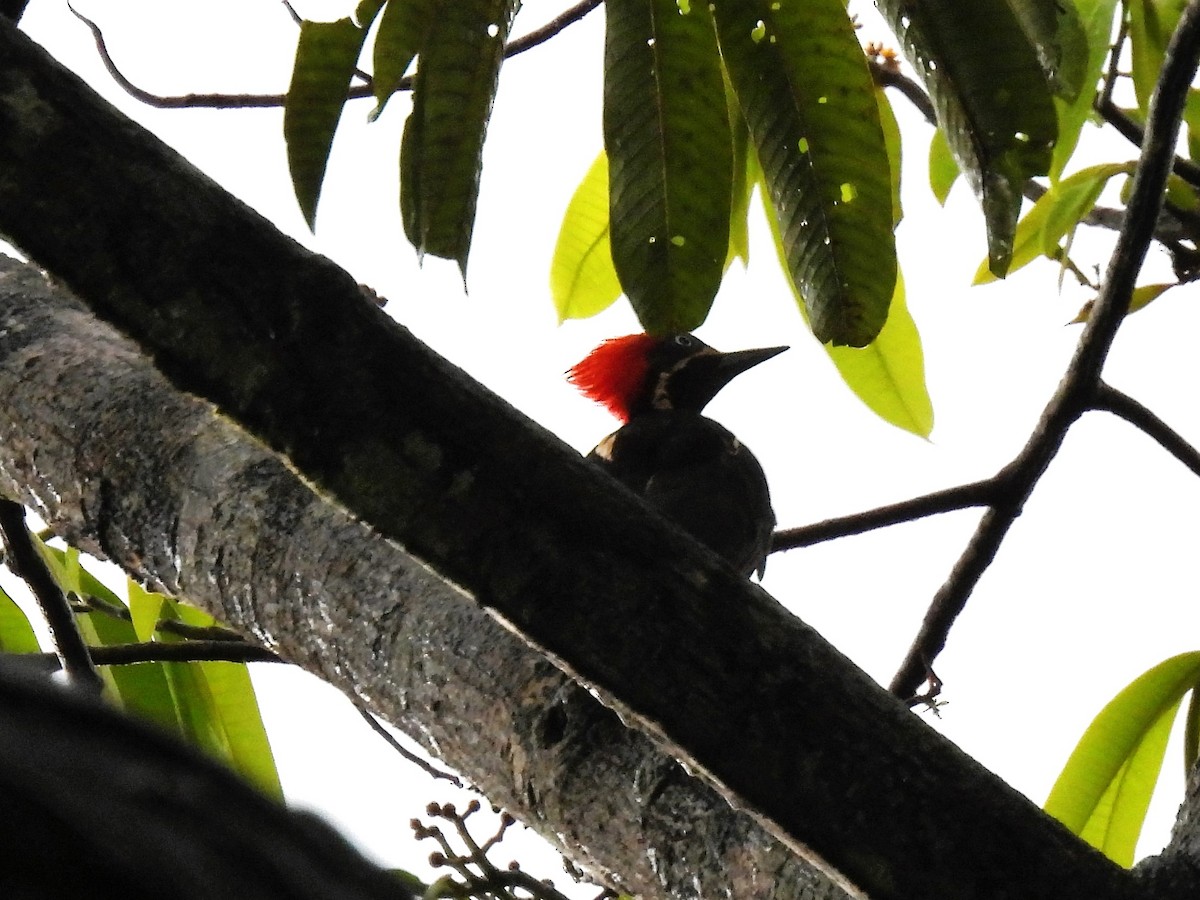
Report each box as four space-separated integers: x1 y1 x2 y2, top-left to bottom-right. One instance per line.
1096 97 1200 188
771 479 998 551
888 0 1200 701
40 639 281 666
70 0 602 110
1092 381 1200 476
870 60 937 126
74 592 247 641
0 499 103 694
417 801 575 900
355 704 464 787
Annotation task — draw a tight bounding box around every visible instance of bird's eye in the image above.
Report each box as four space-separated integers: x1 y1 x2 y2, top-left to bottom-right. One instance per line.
673 334 693 347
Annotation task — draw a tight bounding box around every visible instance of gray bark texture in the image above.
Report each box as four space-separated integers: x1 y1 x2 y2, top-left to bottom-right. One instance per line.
0 15 1193 900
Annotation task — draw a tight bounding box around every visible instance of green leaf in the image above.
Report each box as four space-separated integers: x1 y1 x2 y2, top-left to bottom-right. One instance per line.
1050 0 1121 181
371 0 440 115
400 0 518 273
928 128 960 205
35 544 181 729
727 88 753 267
285 17 375 228
1183 89 1200 162
1129 0 1191 110
877 89 904 228
761 181 932 436
143 586 283 801
1069 282 1175 323
128 577 164 642
1185 687 1200 772
551 152 622 322
974 162 1131 283
715 0 896 346
1009 0 1089 100
603 0 732 334
0 585 39 653
1129 282 1175 313
1045 652 1200 867
878 0 1058 276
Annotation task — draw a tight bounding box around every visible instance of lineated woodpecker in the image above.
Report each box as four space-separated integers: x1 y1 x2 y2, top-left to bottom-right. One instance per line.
568 333 786 579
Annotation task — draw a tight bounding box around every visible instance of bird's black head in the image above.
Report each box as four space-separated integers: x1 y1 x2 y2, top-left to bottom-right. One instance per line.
569 333 787 421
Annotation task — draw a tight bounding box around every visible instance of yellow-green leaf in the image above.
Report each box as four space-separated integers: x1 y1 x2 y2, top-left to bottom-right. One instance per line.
877 89 903 228
1051 0 1121 181
1045 652 1200 867
1129 0 1191 110
36 544 180 729
928 128 960 205
150 589 283 801
551 152 622 322
974 162 1131 283
0 585 39 653
1070 282 1176 323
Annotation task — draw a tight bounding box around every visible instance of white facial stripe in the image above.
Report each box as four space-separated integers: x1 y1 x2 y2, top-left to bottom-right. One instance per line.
650 348 719 410
592 432 618 461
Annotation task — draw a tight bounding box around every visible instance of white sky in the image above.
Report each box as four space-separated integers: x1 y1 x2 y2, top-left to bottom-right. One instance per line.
13 0 1200 888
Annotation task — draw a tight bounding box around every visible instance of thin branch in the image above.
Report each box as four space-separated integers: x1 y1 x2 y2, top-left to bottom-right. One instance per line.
75 592 248 641
62 640 280 666
1096 96 1200 188
355 704 464 787
771 478 998 551
0 499 103 693
1092 381 1200 476
888 0 1200 701
869 59 937 125
71 0 602 110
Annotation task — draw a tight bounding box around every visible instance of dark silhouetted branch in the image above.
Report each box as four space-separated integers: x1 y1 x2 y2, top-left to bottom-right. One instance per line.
0 499 102 694
888 0 1200 701
70 0 602 109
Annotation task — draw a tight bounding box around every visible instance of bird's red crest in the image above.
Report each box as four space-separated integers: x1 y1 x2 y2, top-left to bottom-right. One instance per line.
567 334 659 423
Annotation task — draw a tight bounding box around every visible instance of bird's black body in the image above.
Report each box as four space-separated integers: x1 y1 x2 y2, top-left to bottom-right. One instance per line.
569 333 785 579
588 410 775 578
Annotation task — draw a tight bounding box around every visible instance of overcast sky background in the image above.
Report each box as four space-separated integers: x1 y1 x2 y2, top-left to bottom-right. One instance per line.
11 0 1200 887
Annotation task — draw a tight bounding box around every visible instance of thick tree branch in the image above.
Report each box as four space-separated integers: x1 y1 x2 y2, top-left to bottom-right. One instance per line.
0 499 102 693
0 663 411 899
889 0 1200 700
0 24 1146 900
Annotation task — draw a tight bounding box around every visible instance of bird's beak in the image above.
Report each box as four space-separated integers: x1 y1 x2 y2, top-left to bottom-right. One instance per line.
713 345 788 380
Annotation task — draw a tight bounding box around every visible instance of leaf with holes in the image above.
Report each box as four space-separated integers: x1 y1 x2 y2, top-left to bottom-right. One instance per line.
761 182 931 436
1009 0 1088 101
603 0 732 333
401 0 519 273
714 0 896 347
878 0 1059 276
